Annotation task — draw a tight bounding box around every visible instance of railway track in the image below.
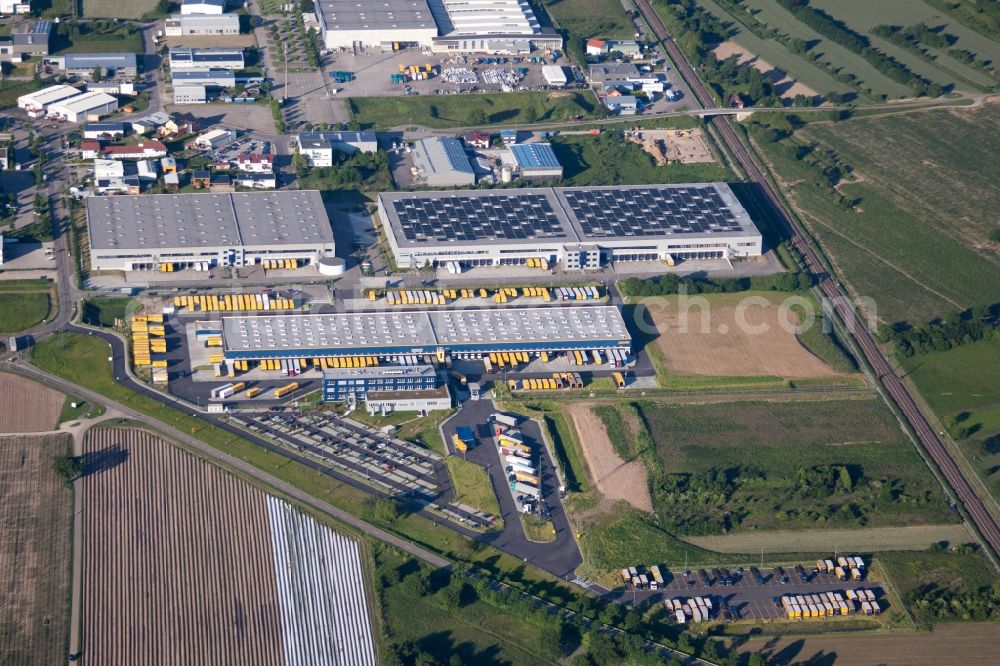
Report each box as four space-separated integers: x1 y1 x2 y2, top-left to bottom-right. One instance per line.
633 0 1000 562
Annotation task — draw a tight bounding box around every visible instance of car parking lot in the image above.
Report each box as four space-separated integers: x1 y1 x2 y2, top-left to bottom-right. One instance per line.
231 410 496 529
207 132 273 163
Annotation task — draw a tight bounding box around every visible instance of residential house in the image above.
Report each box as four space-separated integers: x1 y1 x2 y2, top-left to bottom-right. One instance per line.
236 152 273 173
80 139 102 159
586 38 608 57
463 131 490 149
101 140 169 160
234 173 277 189
209 173 233 192
295 131 377 167
191 170 211 188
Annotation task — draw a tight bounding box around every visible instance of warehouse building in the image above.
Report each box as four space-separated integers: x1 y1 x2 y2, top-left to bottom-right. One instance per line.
86 190 334 272
542 65 568 87
10 19 53 57
412 136 474 186
589 63 640 87
83 121 126 139
428 0 562 53
296 131 378 166
220 306 632 366
165 14 240 35
314 0 437 49
47 52 138 78
47 91 118 123
509 142 562 180
17 84 82 117
168 47 244 70
173 85 208 104
378 183 763 269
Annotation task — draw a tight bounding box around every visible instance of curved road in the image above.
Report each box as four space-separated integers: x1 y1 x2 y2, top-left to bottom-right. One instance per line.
634 0 1000 561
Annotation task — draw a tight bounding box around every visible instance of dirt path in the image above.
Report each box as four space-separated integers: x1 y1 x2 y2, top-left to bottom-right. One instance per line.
565 404 652 513
685 524 972 553
713 41 819 100
647 299 839 378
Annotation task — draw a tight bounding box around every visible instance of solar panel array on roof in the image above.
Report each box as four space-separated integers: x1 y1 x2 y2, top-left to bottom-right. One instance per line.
561 185 744 238
392 193 569 243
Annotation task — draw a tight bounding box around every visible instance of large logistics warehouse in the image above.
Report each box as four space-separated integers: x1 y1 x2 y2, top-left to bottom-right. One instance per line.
86 191 335 272
220 306 632 364
378 183 763 269
314 0 437 49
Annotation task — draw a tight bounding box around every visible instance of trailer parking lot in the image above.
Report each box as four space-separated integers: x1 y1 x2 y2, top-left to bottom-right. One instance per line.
229 411 497 529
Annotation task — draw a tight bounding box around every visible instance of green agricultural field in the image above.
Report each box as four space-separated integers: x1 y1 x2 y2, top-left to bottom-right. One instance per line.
0 288 51 335
51 21 144 55
349 91 602 129
878 547 1000 624
901 341 1000 502
541 0 635 65
636 398 956 534
698 0 859 98
550 133 733 186
82 0 158 19
752 105 1000 325
809 0 1000 91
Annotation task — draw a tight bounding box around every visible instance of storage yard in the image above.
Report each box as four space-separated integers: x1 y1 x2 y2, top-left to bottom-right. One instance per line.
81 427 376 664
0 372 66 432
0 433 72 666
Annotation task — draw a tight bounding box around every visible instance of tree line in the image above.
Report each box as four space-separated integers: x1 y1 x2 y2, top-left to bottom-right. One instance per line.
619 270 812 298
880 304 1000 358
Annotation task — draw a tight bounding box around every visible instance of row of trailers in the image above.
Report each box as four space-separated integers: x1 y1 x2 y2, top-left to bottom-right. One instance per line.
130 315 168 384
493 416 542 507
667 597 713 624
621 565 666 591
507 373 584 392
212 354 430 378
780 589 881 619
481 348 628 372
817 555 866 582
172 293 294 313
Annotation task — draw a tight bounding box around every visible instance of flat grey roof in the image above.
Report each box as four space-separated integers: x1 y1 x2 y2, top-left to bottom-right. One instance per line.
222 306 631 353
379 183 760 248
62 53 138 68
316 0 435 31
297 131 377 149
324 364 436 381
87 191 331 251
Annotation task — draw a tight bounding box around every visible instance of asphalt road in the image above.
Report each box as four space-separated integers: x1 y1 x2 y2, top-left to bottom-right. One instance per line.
441 399 584 580
634 0 1000 564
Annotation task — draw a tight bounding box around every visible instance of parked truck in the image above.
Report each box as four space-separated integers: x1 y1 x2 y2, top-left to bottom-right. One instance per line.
511 481 540 498
510 471 540 485
274 382 300 398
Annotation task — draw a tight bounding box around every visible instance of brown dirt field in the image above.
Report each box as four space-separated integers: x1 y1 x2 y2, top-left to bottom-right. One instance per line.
744 621 1000 665
713 41 819 100
0 433 73 665
0 373 65 433
631 128 715 164
646 296 839 378
566 403 653 513
81 428 284 665
685 524 972 554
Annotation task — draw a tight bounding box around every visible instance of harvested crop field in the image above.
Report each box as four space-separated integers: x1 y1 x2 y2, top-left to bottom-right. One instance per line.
0 433 72 665
81 428 376 665
646 295 838 378
565 403 652 512
0 372 64 433
744 621 1000 665
685 524 972 554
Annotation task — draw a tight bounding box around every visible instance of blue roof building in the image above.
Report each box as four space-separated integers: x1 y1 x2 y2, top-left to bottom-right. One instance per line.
509 142 563 180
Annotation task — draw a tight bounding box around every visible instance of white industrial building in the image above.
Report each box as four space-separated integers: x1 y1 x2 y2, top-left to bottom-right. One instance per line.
428 0 562 53
17 84 81 117
86 191 335 272
378 183 763 269
295 131 378 167
314 0 437 49
171 68 236 87
168 47 244 70
412 136 475 186
193 128 236 150
46 52 138 78
0 1 31 15
314 0 561 52
46 91 118 123
542 65 568 87
173 85 208 104
181 0 226 14
164 14 240 36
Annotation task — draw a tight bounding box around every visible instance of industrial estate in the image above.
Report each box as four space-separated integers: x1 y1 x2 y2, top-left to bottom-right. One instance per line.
0 0 998 664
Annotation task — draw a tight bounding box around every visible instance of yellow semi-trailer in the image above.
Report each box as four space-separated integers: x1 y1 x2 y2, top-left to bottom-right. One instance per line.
245 387 262 398
274 382 300 398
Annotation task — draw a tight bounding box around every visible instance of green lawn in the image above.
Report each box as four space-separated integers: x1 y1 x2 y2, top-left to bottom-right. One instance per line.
56 396 105 426
52 22 144 55
754 106 1000 325
350 91 604 129
445 456 502 518
520 514 557 543
550 132 733 186
0 291 51 335
0 79 46 111
81 297 135 327
636 397 955 534
394 410 450 456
